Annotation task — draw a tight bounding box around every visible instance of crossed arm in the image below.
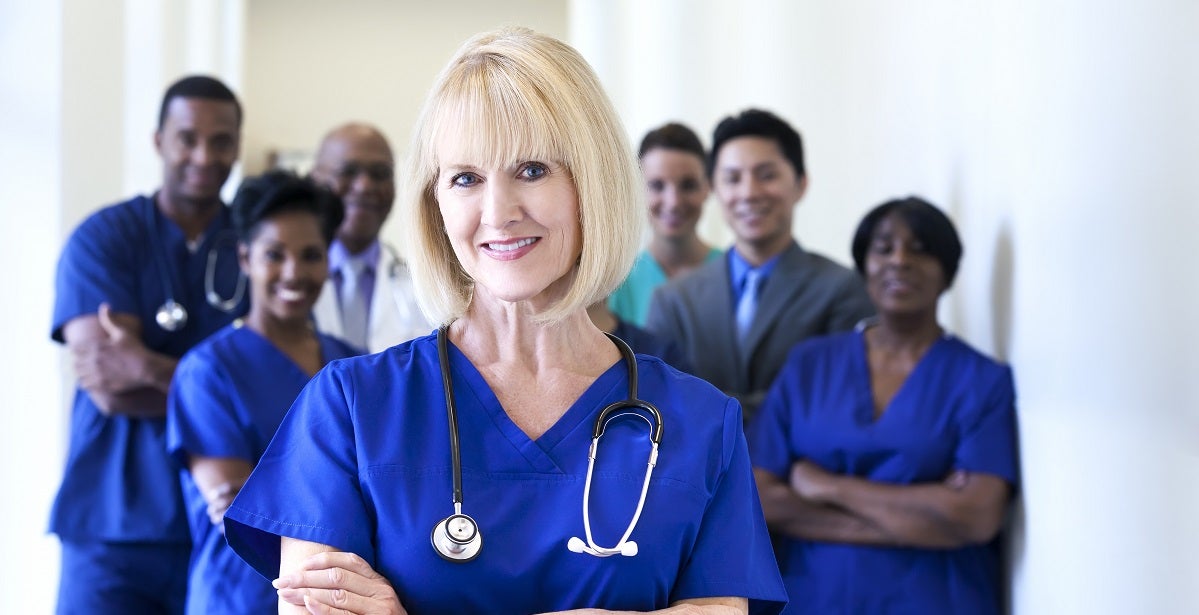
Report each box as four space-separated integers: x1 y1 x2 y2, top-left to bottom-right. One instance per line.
754 462 1011 549
62 303 178 417
273 539 747 615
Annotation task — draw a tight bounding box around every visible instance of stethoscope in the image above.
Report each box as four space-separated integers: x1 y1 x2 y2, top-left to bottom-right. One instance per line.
145 200 246 332
430 325 664 563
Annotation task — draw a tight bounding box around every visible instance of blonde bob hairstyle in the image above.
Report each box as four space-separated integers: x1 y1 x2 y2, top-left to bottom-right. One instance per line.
401 27 643 325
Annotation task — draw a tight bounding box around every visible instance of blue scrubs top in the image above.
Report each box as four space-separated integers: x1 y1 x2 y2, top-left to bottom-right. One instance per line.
748 330 1019 615
50 194 248 543
225 334 787 614
611 319 693 374
167 324 362 615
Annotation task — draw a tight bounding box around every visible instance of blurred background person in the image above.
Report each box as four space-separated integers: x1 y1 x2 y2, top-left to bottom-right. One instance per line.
49 75 247 615
608 122 720 327
750 197 1019 615
647 109 872 422
166 171 361 614
310 122 432 351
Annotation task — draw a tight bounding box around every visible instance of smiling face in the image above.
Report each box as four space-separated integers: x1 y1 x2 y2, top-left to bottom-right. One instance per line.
311 127 396 254
434 138 582 312
240 209 330 326
712 136 806 263
864 213 947 317
640 147 710 241
155 97 241 207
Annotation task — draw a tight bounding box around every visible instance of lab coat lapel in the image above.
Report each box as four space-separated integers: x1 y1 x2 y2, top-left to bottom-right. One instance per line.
312 278 344 339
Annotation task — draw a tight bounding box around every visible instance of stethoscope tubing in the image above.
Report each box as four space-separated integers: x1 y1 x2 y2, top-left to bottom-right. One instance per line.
433 324 663 562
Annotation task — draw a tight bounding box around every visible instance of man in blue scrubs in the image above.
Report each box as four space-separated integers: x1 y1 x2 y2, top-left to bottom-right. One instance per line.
50 75 246 614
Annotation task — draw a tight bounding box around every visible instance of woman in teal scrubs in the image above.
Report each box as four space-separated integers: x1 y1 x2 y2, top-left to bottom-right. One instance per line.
608 122 722 326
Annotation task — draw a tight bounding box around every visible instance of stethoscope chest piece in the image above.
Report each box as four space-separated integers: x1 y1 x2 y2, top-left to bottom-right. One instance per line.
431 513 482 562
155 299 188 332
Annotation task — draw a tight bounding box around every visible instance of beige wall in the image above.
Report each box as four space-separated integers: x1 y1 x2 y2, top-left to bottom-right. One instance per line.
241 0 568 245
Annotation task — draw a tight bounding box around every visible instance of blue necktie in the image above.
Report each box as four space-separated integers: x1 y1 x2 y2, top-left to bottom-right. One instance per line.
736 268 763 342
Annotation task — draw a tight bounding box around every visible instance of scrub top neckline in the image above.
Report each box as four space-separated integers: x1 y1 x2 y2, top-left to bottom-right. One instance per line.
853 328 952 425
237 325 342 380
442 339 627 472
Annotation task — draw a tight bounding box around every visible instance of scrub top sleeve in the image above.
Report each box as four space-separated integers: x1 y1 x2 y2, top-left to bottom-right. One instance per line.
673 398 788 614
746 353 800 479
166 350 253 464
52 213 140 342
224 364 374 580
954 365 1020 487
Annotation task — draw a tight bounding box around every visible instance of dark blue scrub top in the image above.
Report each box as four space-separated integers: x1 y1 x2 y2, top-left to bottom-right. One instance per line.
611 318 693 374
749 330 1019 615
50 194 248 543
168 324 361 615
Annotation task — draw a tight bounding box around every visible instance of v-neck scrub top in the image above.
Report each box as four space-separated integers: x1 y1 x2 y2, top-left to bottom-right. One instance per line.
225 333 787 614
50 195 248 544
748 330 1019 615
167 324 361 615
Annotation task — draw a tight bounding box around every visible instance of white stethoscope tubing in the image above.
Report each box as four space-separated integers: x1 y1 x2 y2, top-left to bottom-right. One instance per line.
576 412 659 557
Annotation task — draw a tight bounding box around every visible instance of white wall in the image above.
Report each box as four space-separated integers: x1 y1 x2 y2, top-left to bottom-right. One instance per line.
0 1 67 609
572 1 1199 613
11 0 1197 612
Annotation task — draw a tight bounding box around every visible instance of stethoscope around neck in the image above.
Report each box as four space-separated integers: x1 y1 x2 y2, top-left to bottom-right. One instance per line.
430 325 664 563
145 199 246 332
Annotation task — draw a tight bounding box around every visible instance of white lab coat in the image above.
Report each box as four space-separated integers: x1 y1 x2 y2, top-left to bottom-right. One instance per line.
312 244 434 353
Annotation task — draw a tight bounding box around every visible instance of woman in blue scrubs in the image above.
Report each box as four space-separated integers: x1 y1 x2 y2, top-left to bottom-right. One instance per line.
749 197 1020 614
224 28 786 615
167 171 361 614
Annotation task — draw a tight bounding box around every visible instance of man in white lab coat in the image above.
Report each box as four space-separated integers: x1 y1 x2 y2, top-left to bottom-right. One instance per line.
309 123 432 352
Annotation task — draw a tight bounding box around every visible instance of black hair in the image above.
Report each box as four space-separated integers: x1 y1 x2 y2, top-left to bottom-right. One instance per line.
157 75 243 130
230 170 344 246
709 108 804 179
638 122 706 161
851 196 963 288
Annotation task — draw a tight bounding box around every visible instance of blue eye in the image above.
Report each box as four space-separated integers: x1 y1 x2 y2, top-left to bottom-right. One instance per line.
520 163 548 180
451 173 480 188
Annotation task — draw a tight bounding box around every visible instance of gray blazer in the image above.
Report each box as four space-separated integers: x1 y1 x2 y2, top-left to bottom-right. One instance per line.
645 242 874 422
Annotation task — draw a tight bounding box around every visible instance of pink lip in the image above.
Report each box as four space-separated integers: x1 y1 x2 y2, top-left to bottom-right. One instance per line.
480 237 540 261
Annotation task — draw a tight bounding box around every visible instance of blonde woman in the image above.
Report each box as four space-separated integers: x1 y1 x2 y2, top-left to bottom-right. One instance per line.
225 28 786 615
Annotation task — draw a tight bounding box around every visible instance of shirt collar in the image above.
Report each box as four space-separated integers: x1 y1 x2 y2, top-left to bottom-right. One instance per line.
329 239 381 275
728 247 784 292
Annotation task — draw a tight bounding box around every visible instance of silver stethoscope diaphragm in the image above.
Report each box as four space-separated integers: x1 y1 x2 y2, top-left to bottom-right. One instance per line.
155 299 188 331
431 511 482 562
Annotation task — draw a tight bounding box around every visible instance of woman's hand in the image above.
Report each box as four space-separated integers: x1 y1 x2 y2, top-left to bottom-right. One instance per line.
274 550 406 615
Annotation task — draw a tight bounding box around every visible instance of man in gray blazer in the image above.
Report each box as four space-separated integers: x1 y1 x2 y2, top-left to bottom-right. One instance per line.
646 109 873 422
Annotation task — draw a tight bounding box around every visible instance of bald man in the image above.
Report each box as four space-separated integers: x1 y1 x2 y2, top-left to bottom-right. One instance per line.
309 123 431 352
